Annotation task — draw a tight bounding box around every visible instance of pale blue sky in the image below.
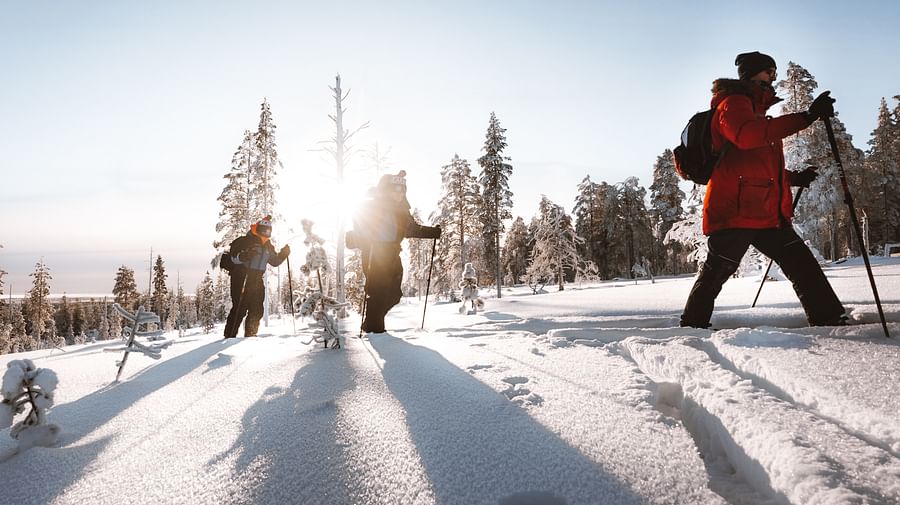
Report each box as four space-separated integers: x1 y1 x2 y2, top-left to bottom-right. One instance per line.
2 1 898 294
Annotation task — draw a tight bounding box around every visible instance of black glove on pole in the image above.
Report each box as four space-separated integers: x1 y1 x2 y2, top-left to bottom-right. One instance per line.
824 116 890 338
751 187 804 308
421 237 438 330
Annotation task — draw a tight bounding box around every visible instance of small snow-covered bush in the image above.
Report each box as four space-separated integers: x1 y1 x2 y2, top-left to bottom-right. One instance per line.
0 359 61 453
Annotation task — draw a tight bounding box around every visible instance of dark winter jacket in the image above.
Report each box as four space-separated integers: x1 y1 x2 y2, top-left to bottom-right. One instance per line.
224 232 287 278
703 79 811 235
350 194 440 256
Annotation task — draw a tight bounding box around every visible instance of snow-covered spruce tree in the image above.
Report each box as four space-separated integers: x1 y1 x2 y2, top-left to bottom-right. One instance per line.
573 176 601 274
777 62 865 259
97 299 110 340
112 265 140 311
649 150 686 274
151 255 168 325
0 359 60 457
865 97 900 248
196 272 216 333
526 196 582 292
252 100 282 221
477 112 514 297
0 265 6 319
665 185 707 269
27 259 54 350
299 219 332 296
53 295 74 345
501 216 530 285
405 209 434 299
174 284 188 335
214 130 255 258
213 271 229 323
108 302 123 340
605 178 653 278
433 154 482 288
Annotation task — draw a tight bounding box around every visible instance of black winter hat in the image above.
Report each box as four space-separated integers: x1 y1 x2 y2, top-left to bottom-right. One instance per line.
735 51 776 80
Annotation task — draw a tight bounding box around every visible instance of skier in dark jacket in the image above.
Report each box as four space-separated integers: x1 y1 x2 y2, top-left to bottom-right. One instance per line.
680 51 846 329
222 215 290 338
348 171 441 334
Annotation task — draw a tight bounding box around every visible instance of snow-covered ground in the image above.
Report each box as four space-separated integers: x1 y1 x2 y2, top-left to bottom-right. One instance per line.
2 258 900 505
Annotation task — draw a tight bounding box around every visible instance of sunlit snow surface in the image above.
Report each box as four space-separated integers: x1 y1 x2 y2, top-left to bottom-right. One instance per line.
2 257 899 505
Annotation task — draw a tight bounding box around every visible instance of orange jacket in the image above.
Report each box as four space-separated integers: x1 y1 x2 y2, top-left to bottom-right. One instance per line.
703 79 810 235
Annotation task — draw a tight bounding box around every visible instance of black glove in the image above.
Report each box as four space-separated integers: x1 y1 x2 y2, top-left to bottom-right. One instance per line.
806 91 835 123
280 245 291 257
430 225 442 239
790 166 818 188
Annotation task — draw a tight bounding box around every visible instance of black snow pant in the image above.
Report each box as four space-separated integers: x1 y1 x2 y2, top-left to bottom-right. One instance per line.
361 244 403 334
224 272 265 338
681 227 845 328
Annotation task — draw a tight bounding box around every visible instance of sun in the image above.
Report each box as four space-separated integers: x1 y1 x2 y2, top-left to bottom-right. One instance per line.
275 172 376 248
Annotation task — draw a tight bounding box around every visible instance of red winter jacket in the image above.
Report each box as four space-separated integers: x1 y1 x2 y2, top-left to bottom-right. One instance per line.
702 79 810 235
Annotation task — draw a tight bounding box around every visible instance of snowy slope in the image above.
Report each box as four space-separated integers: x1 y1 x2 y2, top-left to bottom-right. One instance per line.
1 259 899 505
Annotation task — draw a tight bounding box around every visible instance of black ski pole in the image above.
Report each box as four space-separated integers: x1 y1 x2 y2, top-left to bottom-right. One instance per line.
752 186 805 308
421 237 437 330
286 255 296 335
824 116 890 338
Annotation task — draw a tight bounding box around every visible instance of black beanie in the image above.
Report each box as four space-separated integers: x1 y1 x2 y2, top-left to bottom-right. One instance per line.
735 51 776 80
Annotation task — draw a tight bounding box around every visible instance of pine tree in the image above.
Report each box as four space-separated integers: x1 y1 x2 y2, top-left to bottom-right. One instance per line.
777 62 864 259
10 303 28 352
197 272 216 333
573 176 599 270
300 219 332 296
175 284 188 335
98 299 110 340
252 100 282 220
0 265 6 319
27 259 54 348
648 150 686 274
404 209 433 299
477 112 514 297
54 295 74 345
865 97 900 248
213 271 229 322
434 154 482 288
214 130 255 254
112 265 140 310
606 178 653 278
108 302 122 339
150 255 168 323
665 185 708 269
526 196 582 291
501 216 530 285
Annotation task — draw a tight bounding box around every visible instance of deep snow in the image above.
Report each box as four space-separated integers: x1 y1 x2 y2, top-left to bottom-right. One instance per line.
2 258 899 505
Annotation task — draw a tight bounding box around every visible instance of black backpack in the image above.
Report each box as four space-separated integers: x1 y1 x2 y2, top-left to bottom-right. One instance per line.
219 252 235 272
672 107 731 185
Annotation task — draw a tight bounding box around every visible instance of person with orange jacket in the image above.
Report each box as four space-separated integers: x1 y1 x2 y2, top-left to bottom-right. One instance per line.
680 51 846 328
222 215 290 338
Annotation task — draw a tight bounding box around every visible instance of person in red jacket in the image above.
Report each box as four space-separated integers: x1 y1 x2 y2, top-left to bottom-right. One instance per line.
680 51 846 329
347 171 441 334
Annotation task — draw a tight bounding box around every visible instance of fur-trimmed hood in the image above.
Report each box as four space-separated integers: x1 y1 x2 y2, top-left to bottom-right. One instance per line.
710 78 781 111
